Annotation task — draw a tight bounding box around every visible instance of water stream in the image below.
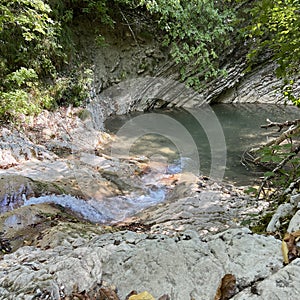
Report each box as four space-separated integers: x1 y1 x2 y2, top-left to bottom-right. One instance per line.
4 103 300 224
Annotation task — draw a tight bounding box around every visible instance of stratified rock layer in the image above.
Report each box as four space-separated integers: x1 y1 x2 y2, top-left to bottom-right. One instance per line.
0 227 284 300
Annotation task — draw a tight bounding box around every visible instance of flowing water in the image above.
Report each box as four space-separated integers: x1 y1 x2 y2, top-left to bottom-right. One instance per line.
5 103 300 224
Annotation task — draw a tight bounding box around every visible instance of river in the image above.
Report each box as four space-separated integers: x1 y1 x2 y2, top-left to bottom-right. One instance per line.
105 103 300 185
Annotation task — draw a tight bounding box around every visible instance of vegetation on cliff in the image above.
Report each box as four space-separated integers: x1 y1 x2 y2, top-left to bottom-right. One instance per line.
0 0 299 122
245 0 300 105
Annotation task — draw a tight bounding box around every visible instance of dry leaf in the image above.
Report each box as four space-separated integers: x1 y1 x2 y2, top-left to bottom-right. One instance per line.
128 291 155 300
214 274 237 300
291 230 300 238
125 291 138 300
282 232 299 264
98 287 120 300
281 240 289 264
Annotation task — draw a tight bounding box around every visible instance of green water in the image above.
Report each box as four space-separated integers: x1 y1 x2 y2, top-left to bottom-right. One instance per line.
105 104 300 186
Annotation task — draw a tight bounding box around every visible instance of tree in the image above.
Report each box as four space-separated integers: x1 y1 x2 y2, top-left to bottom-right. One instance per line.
246 0 300 105
243 0 300 198
140 0 235 86
0 0 63 120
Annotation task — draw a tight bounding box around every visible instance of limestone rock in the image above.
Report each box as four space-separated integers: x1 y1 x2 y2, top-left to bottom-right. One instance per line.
233 258 300 299
288 210 300 233
128 180 267 236
290 193 300 207
98 228 282 299
0 127 55 168
0 245 104 299
266 203 294 233
0 228 283 300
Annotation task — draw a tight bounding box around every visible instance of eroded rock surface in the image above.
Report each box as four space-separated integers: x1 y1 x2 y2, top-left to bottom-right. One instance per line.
127 176 269 236
0 227 284 300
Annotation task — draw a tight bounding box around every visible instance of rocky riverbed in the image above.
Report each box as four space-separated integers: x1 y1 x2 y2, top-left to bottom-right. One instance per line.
1 108 300 300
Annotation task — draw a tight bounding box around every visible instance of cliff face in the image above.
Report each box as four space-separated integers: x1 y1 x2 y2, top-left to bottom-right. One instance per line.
73 17 300 129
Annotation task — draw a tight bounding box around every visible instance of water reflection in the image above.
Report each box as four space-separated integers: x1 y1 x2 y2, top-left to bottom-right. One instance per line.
105 104 300 185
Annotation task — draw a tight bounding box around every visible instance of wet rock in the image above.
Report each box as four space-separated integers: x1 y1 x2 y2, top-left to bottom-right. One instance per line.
0 204 92 254
127 177 267 236
0 175 35 213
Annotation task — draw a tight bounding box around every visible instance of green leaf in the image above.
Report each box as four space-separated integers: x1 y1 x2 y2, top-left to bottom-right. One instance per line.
264 171 275 178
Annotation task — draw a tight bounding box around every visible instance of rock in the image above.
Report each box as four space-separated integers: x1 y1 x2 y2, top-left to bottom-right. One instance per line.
127 178 267 236
0 175 35 213
290 193 300 207
208 62 298 105
0 127 55 168
0 228 283 300
266 203 294 232
89 57 300 129
288 210 300 233
0 203 100 254
0 245 104 299
99 228 282 299
233 258 300 299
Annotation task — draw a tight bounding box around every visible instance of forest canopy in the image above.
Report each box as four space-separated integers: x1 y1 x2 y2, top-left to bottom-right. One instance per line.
0 0 299 121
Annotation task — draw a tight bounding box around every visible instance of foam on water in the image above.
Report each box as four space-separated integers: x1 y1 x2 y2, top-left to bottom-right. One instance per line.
24 187 165 223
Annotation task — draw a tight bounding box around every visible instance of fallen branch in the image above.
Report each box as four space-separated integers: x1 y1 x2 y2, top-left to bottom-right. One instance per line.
261 118 300 131
265 124 300 148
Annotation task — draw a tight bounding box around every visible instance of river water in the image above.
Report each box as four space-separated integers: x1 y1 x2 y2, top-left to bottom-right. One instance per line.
16 104 300 223
105 103 300 186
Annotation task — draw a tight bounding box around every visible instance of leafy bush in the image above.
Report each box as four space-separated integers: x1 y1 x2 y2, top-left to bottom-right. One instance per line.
244 0 300 105
247 123 300 200
140 0 235 85
0 0 63 121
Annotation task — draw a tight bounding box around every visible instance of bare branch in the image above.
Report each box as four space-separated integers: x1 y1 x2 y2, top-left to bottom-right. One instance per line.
119 8 139 47
261 118 300 131
265 124 300 147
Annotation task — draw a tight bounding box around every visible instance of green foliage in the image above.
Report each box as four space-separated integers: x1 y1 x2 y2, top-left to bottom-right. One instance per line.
245 0 300 104
258 141 300 195
0 0 63 121
0 0 100 121
140 0 235 85
51 69 93 107
0 0 238 122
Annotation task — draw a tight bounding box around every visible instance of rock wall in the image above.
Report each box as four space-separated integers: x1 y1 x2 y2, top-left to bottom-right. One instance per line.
77 19 300 130
205 61 300 105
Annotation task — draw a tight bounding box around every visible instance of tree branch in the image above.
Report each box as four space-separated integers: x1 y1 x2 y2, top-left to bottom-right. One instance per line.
265 124 300 147
119 8 139 47
261 118 300 131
